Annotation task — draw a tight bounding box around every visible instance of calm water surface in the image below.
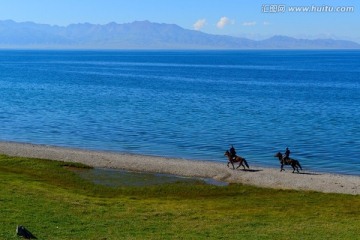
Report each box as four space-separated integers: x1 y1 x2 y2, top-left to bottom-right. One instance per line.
0 50 359 175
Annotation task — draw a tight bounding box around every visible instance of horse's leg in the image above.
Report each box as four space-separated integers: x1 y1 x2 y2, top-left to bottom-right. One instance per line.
291 161 300 173
236 159 242 169
239 158 245 170
241 158 247 170
228 161 235 170
296 161 302 171
233 157 241 169
280 163 285 172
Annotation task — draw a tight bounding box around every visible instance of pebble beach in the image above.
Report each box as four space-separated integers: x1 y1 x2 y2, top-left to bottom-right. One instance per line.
0 141 359 195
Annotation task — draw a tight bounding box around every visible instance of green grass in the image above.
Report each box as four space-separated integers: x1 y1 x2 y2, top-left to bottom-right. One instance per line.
0 154 359 240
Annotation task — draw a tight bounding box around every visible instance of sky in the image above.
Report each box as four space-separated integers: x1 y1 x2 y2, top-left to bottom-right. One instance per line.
0 0 359 42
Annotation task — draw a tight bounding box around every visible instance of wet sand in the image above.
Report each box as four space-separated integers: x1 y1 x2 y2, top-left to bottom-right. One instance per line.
0 141 359 195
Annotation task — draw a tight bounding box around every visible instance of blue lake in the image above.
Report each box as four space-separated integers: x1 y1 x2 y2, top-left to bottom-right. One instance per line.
0 50 359 175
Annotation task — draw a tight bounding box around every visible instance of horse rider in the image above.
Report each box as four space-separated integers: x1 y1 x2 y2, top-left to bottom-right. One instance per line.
229 145 237 160
283 147 291 162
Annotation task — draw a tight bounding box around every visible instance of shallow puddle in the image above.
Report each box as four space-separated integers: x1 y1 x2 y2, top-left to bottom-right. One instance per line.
71 167 228 187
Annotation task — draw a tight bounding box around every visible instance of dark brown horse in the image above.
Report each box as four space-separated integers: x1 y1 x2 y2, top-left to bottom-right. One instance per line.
274 152 302 173
224 150 250 170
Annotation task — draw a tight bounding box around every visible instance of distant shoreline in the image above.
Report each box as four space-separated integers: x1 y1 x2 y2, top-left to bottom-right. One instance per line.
1 20 359 49
0 141 358 195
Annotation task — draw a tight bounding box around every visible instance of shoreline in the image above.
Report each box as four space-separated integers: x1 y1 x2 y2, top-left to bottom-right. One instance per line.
0 141 359 195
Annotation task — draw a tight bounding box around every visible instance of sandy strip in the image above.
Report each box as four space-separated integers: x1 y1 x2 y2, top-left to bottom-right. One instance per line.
0 141 359 195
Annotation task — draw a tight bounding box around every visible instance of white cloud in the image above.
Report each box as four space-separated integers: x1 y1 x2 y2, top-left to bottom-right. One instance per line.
263 21 271 26
217 17 232 29
193 19 206 31
242 21 257 27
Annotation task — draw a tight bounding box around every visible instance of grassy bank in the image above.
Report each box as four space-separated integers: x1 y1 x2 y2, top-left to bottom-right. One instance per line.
0 155 359 239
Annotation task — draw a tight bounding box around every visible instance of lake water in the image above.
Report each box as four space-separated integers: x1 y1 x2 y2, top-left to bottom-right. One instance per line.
0 50 359 176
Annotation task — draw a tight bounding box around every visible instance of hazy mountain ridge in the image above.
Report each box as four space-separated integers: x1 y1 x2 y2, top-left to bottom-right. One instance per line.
0 20 359 49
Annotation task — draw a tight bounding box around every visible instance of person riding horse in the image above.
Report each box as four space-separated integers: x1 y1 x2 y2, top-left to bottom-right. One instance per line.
229 145 237 160
283 147 291 163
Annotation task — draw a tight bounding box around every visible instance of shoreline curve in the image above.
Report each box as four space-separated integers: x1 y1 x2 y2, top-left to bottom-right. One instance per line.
0 141 359 195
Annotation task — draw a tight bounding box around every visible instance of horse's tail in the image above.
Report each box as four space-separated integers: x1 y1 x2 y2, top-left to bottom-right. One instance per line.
244 159 250 169
296 160 302 170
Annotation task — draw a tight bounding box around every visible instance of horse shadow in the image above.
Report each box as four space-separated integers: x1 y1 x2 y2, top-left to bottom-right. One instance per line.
297 172 321 176
237 169 263 173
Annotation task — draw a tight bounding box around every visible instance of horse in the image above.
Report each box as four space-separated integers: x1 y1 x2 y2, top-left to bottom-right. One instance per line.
274 152 302 173
224 150 250 170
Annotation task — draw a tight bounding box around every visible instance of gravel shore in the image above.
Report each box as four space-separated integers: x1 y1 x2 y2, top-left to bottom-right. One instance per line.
0 141 358 195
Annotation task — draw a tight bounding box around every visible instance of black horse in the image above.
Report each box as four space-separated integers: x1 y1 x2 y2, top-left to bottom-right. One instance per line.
274 152 302 173
224 150 250 170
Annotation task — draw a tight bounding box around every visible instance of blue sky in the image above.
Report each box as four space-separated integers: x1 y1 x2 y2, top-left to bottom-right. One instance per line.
0 0 359 42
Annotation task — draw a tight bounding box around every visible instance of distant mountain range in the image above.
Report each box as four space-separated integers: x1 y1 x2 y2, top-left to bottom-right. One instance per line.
0 20 359 49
